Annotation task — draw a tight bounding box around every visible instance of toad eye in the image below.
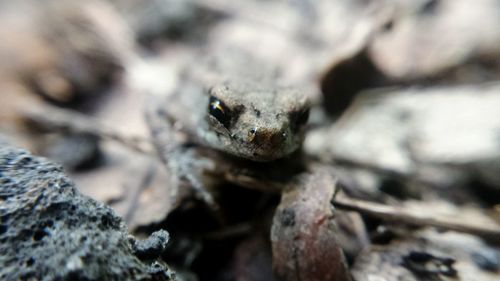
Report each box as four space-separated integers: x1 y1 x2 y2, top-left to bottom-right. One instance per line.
290 108 310 131
209 95 232 128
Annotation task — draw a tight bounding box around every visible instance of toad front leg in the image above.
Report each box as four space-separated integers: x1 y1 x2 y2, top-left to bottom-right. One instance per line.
145 98 220 211
271 166 353 281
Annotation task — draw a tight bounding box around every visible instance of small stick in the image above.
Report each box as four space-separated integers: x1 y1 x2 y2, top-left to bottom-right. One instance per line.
22 105 153 155
333 195 500 243
123 161 157 224
197 0 293 32
203 222 253 240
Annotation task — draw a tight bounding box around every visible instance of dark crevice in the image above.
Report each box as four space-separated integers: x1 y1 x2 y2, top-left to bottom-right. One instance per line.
320 49 388 117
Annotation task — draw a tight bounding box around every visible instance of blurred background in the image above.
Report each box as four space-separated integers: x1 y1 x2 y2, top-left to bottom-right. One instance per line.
0 0 499 280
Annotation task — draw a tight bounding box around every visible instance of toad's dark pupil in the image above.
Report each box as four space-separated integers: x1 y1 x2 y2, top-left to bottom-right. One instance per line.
209 96 231 128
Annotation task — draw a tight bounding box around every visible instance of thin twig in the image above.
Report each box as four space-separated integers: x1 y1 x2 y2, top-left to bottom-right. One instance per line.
123 161 157 224
203 222 253 240
333 195 500 243
22 105 154 155
197 0 297 35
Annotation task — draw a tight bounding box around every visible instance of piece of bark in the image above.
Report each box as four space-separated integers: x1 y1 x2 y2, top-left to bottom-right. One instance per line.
271 167 353 281
369 0 500 81
352 229 500 281
305 82 500 192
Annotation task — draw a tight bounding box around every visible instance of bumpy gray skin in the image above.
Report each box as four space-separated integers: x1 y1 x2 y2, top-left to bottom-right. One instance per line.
0 144 174 281
153 80 309 162
149 46 310 162
203 82 309 161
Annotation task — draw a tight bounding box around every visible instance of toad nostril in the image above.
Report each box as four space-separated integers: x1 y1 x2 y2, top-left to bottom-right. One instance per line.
247 127 258 142
249 128 287 146
270 131 286 146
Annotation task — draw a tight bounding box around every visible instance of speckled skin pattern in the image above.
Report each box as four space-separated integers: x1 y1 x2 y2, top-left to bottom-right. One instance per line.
154 79 310 162
202 82 309 161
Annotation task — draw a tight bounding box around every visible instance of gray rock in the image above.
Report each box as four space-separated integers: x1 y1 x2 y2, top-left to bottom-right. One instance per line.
0 144 174 281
